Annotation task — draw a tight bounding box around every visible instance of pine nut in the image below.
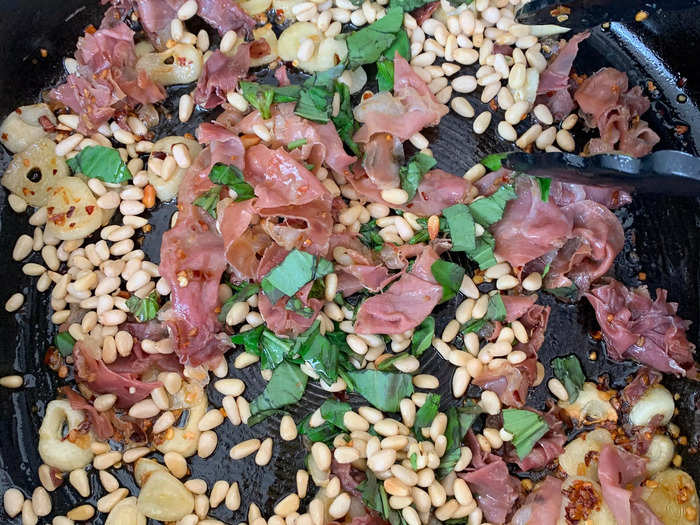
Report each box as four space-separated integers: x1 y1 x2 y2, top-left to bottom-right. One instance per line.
496 274 519 290
454 48 479 65
497 120 517 141
178 0 198 19
192 430 216 459
562 113 579 130
381 188 409 205
473 111 491 134
274 493 300 518
56 133 84 156
12 235 33 261
29 206 48 226
128 399 159 419
8 194 28 213
198 409 224 431
255 437 273 466
237 396 251 423
504 100 529 125
522 272 542 291
21 500 37 525
99 471 119 493
344 411 370 432
452 367 470 397
224 481 241 510
479 390 501 415
121 447 150 463
164 451 188 478
179 94 194 122
548 377 569 401
5 293 24 312
413 374 439 389
4 488 24 517
367 449 396 472
453 478 473 506
230 439 261 459
329 493 351 519
556 128 575 152
311 442 332 471
400 399 416 427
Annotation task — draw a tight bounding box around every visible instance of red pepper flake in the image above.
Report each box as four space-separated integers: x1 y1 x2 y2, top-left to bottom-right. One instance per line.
85 24 97 34
85 205 95 215
591 330 602 340
66 205 76 218
675 124 689 135
563 479 601 521
1 133 7 140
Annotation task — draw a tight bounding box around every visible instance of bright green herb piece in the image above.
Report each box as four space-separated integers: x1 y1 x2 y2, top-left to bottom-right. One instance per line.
125 291 159 322
67 145 132 183
502 408 550 460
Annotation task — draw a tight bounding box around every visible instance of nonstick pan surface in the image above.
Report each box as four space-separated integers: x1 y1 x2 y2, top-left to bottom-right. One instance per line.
0 1 698 523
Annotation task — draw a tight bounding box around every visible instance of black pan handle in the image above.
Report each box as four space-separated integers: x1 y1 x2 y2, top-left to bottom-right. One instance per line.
502 150 700 196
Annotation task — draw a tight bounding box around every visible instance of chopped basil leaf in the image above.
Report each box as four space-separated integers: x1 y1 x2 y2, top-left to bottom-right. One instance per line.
208 163 254 201
430 259 465 302
468 184 517 227
304 64 345 90
67 145 132 184
409 453 418 470
411 316 434 357
298 415 342 444
193 186 222 218
285 297 314 318
413 393 440 438
359 219 385 251
502 408 550 459
54 331 76 356
345 369 414 412
542 263 551 277
331 82 360 155
320 398 351 430
230 325 265 352
239 81 276 119
249 362 308 420
388 0 432 12
298 321 339 384
408 229 429 245
346 7 404 70
480 152 509 172
460 317 486 334
552 355 586 402
437 401 482 478
230 325 294 370
464 230 499 269
261 249 334 304
273 85 305 101
399 152 437 200
125 291 159 322
376 59 395 92
287 138 307 150
545 283 579 300
218 282 260 322
383 29 410 61
486 293 507 322
443 203 476 252
294 86 332 123
377 351 410 371
537 177 551 201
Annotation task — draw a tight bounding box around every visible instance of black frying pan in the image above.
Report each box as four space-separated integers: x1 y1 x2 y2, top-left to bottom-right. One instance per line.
0 1 698 523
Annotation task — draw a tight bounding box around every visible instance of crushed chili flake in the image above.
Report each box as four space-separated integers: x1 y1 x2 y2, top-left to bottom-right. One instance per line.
563 479 601 522
675 124 689 135
550 5 571 16
85 24 97 34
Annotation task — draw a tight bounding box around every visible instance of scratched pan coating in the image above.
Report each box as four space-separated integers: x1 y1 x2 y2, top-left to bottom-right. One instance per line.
0 1 698 522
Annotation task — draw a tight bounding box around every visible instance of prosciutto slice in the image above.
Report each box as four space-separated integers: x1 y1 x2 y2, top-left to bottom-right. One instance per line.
598 445 663 525
473 304 550 407
493 177 573 268
362 134 403 190
194 47 250 109
353 248 443 334
353 54 448 143
585 279 697 377
73 340 162 408
504 407 566 471
543 200 624 291
62 387 114 440
537 32 589 119
574 68 660 157
49 22 165 132
509 476 563 525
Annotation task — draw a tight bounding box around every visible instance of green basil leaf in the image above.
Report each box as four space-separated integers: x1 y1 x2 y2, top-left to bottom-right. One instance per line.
430 260 465 302
551 355 585 402
298 415 342 444
193 186 222 218
320 398 351 430
399 153 437 200
480 152 509 172
358 219 385 251
294 86 332 123
346 7 404 70
249 362 308 419
261 249 334 304
545 283 579 301
285 297 314 318
68 145 132 183
54 331 76 356
437 401 482 478
443 203 476 252
230 325 265 354
377 352 410 371
273 84 304 101
240 81 276 119
460 317 486 334
218 282 260 322
331 81 360 156
542 263 551 277
463 230 499 270
486 293 506 322
299 323 339 384
502 408 550 459
413 393 440 438
287 138 307 150
345 369 414 412
383 30 410 61
468 184 517 227
409 453 418 470
376 59 395 92
304 64 345 90
537 177 551 202
208 163 254 201
411 316 434 357
125 291 159 322
388 0 433 13
260 330 295 370
408 229 429 245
